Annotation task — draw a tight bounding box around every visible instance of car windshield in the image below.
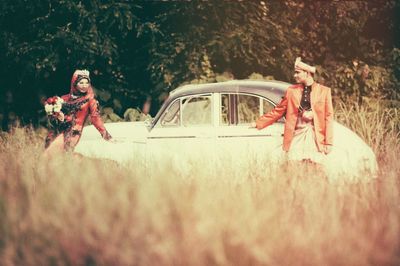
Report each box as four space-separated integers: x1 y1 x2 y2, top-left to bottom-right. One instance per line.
160 100 180 126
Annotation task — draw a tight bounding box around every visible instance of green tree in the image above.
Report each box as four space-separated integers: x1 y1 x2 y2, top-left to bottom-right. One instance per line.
0 0 398 125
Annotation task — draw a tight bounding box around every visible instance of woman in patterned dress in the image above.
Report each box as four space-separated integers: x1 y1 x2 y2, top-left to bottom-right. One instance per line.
44 69 112 155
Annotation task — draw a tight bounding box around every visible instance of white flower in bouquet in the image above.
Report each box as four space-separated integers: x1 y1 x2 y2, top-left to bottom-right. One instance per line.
53 100 63 112
44 104 53 114
44 96 65 115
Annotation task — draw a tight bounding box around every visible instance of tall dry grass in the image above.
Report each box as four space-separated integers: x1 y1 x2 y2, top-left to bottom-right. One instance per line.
334 98 400 160
0 99 399 266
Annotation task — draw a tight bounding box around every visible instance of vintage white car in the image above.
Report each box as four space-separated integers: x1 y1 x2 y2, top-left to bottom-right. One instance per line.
75 80 377 180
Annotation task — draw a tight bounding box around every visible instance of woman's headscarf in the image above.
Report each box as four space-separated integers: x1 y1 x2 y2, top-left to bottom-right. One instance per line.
69 69 95 100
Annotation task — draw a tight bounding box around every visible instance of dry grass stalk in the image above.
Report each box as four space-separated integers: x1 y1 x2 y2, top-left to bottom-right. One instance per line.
0 99 399 266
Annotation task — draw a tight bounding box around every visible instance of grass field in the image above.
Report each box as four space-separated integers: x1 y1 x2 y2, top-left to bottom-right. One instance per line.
0 99 399 266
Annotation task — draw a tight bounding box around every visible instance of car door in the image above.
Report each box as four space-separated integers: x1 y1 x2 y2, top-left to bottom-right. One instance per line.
215 92 284 172
146 93 216 176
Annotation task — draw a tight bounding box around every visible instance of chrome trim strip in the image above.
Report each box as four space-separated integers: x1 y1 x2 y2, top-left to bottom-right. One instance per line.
147 136 196 139
217 134 279 138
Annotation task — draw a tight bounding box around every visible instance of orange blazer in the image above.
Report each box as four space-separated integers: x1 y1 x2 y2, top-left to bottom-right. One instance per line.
256 83 334 152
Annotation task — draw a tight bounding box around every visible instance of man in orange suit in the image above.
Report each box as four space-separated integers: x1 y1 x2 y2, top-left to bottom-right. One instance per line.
256 58 333 161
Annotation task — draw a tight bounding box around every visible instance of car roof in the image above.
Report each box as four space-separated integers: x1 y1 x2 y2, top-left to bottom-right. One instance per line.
169 79 289 103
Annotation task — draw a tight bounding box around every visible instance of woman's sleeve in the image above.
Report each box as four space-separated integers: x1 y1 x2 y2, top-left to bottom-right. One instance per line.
89 98 112 140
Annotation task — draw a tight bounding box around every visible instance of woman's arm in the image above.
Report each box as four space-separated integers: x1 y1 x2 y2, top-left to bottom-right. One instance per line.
89 98 112 140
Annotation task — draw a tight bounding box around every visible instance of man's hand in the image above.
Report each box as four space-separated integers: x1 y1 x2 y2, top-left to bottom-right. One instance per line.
324 145 332 154
249 122 257 129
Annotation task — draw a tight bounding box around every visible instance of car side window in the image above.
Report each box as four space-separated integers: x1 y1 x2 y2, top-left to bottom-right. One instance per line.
221 94 230 125
262 99 275 115
237 94 260 124
160 99 180 127
220 93 277 125
181 95 212 126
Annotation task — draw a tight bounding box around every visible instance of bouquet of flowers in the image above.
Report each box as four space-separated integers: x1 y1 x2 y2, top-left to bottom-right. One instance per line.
44 96 64 115
44 96 73 132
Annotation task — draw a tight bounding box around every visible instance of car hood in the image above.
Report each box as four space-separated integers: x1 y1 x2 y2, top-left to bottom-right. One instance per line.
75 121 148 164
80 121 149 143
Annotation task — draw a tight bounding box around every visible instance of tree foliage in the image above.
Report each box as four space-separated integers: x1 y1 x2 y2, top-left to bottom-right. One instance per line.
0 0 398 124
